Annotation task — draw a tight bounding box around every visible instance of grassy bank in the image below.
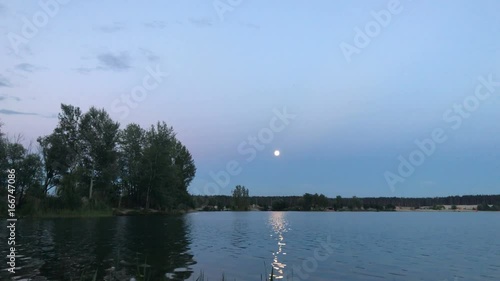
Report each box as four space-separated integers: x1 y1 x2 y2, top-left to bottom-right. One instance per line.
16 208 189 218
0 207 191 219
112 208 189 216
32 208 114 218
9 208 114 218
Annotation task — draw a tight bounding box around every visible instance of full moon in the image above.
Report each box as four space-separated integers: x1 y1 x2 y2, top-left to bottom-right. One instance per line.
274 150 280 157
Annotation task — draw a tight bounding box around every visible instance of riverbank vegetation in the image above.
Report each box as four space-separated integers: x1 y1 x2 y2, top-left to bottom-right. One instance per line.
0 104 196 217
477 203 500 211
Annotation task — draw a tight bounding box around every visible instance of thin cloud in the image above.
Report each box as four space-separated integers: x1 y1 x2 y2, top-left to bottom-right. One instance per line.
93 22 125 33
240 22 260 30
0 109 38 116
76 52 131 73
0 95 21 101
144 20 167 29
139 48 160 62
0 109 56 118
15 63 43 73
189 18 213 27
97 52 131 71
0 75 12 87
75 67 93 74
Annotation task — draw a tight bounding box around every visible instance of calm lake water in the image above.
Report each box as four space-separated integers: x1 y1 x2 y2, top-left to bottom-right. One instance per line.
1 212 499 280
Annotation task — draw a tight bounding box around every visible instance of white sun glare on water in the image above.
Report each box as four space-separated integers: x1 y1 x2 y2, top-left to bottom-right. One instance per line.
274 150 280 157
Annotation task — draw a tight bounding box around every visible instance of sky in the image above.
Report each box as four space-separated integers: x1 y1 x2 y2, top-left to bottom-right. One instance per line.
1 0 500 198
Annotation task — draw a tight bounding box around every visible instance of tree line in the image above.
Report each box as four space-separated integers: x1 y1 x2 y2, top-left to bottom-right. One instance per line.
192 193 500 211
0 104 196 215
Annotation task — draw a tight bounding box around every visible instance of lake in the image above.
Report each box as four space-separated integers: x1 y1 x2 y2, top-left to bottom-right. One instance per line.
1 212 499 280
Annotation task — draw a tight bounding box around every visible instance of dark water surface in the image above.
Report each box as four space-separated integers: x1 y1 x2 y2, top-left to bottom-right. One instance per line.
1 212 499 280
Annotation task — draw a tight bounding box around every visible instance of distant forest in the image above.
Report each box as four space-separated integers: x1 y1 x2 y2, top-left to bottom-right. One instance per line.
194 194 500 211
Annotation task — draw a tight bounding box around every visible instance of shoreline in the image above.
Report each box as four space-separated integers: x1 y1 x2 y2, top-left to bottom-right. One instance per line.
7 206 498 219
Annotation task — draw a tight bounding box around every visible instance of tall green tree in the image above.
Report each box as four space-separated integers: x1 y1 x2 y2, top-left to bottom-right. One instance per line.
349 196 363 210
141 121 177 209
118 123 145 207
16 153 44 206
52 104 84 200
37 133 67 195
316 194 329 210
0 121 7 187
79 106 120 203
334 195 343 211
4 141 44 207
302 193 313 211
232 185 249 210
172 140 196 207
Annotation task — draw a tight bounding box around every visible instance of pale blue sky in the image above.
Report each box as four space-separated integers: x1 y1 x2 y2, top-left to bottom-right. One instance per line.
1 0 500 197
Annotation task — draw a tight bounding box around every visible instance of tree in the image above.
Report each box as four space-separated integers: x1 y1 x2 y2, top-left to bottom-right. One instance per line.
317 194 329 210
348 196 363 211
477 204 485 211
0 121 7 187
16 153 44 206
334 195 343 211
118 123 145 207
51 104 84 201
37 133 67 195
79 106 120 203
232 185 249 211
141 122 178 210
117 122 196 210
271 199 288 211
172 140 196 208
4 140 44 208
385 204 396 211
301 193 313 211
